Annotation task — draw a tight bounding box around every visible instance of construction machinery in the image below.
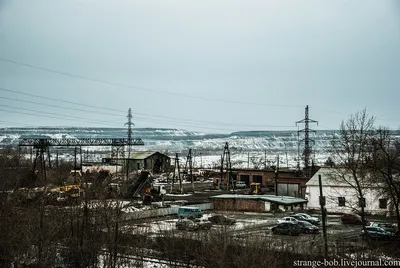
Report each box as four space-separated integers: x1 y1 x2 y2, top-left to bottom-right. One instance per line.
247 182 262 195
131 171 166 205
50 184 83 203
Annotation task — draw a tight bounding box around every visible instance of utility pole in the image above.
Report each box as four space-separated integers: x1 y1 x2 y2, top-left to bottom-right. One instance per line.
178 154 182 194
284 143 289 169
296 105 318 178
185 149 194 192
125 108 134 180
264 149 267 169
220 142 232 190
172 153 182 194
47 148 52 169
79 146 82 173
56 150 59 169
277 155 280 171
275 155 280 196
319 174 328 257
74 147 77 184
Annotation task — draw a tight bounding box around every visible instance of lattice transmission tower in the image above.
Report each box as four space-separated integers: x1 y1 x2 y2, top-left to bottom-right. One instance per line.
125 108 135 179
296 105 318 177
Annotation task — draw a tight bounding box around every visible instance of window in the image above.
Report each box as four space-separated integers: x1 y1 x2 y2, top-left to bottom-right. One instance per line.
338 197 346 207
379 199 387 209
359 198 366 208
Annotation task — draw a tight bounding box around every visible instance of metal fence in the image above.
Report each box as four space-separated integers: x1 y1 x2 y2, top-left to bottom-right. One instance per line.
122 203 214 221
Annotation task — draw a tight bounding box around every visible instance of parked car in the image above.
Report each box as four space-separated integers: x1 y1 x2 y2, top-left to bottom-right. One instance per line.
361 226 392 240
235 181 247 189
208 215 236 225
176 219 199 231
340 214 365 225
271 222 302 236
277 216 298 224
296 220 319 234
292 213 320 225
368 222 397 234
194 218 213 230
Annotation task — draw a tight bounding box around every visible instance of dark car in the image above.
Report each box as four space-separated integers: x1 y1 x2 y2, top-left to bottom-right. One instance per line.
208 215 236 225
361 226 392 240
296 220 319 234
341 214 366 225
271 222 302 236
368 222 397 234
176 219 199 231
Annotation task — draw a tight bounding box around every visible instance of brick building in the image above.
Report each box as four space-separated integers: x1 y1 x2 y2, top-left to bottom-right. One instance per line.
210 194 308 212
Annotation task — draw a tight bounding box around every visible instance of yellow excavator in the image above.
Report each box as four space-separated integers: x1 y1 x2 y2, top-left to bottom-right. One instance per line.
50 170 84 203
247 182 262 195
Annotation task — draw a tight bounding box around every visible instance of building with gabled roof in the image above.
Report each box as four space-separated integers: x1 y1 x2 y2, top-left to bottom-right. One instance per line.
103 151 171 173
305 167 391 216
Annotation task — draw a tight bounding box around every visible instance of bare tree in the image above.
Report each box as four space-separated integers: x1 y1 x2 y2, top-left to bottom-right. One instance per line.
329 109 375 230
370 127 400 231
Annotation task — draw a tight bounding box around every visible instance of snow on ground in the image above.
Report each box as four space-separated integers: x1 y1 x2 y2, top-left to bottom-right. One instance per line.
165 193 193 197
119 211 278 236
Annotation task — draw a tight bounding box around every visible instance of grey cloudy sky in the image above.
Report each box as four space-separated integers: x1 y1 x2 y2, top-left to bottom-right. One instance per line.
0 0 399 133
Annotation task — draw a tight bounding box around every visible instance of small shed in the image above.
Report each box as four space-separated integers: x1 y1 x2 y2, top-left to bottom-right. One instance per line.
126 152 171 173
103 151 171 173
210 194 308 212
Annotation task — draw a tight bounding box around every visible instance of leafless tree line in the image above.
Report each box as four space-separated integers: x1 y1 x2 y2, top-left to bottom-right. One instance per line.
329 109 400 232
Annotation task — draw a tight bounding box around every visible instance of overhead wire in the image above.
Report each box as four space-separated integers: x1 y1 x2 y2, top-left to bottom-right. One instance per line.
0 106 122 126
0 86 297 129
0 106 296 132
0 57 304 108
2 57 398 129
0 120 36 127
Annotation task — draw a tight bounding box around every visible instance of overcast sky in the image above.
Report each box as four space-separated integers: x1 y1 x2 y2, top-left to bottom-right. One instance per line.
0 0 399 133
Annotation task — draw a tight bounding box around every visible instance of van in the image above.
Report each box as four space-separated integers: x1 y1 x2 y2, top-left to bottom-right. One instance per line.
178 206 203 219
235 181 247 189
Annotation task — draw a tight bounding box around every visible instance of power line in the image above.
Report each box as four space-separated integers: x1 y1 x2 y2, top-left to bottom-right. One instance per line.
0 96 124 117
0 120 36 127
0 86 124 113
0 57 303 108
0 106 122 126
0 86 296 129
0 107 296 132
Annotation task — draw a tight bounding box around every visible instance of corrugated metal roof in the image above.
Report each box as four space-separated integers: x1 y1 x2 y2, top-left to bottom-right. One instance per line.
210 194 308 205
123 151 170 160
127 151 157 160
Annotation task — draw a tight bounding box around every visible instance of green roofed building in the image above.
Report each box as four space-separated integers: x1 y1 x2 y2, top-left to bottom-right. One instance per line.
210 194 308 212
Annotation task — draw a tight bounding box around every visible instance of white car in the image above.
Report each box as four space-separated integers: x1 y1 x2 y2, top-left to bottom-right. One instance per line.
293 213 320 225
235 181 247 189
277 217 299 224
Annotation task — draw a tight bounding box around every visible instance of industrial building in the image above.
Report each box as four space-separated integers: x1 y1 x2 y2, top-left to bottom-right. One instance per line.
210 194 308 212
233 169 308 197
103 151 171 173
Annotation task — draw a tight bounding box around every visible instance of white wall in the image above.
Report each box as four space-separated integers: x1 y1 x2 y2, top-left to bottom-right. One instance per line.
264 201 271 211
306 185 390 216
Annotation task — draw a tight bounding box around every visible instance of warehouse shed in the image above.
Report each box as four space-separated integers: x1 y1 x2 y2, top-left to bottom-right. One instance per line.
210 194 308 213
